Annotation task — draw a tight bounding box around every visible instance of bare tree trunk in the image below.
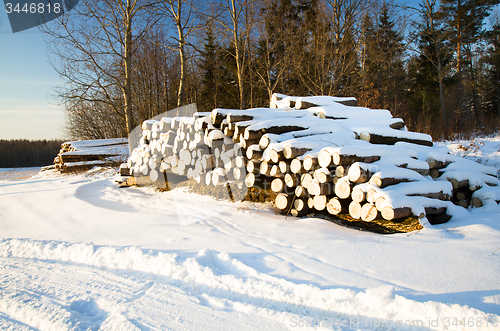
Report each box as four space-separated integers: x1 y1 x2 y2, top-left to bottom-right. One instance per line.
124 0 134 134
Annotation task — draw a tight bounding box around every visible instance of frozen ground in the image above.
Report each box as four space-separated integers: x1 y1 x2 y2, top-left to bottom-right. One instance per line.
0 136 500 330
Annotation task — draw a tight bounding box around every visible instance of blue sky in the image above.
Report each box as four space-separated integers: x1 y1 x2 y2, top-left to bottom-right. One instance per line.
0 4 65 140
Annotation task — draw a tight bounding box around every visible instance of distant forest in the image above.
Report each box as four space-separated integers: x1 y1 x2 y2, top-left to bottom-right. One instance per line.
0 140 63 168
43 0 500 140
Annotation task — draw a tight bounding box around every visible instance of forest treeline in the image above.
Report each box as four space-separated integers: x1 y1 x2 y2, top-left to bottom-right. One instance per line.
44 0 500 141
0 140 63 168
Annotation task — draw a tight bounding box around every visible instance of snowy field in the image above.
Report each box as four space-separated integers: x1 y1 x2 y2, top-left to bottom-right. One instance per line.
1 137 500 330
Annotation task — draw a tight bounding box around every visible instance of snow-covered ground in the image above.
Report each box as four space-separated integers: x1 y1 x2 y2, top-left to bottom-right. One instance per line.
1 136 500 330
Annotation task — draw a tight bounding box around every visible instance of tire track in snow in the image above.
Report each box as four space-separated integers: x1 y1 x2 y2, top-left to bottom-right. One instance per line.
1 238 498 331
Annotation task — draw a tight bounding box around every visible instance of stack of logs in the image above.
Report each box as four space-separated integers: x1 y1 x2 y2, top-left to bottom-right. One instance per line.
54 138 129 173
120 94 500 225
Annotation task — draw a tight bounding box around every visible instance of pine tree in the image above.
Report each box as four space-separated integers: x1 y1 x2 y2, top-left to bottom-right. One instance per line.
483 23 500 119
199 24 220 112
440 0 500 124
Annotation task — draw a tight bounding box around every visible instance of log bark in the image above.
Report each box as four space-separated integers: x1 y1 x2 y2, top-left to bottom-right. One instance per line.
284 146 313 159
246 147 263 160
359 130 433 147
427 158 452 169
369 175 413 188
244 125 307 141
332 153 380 166
381 206 413 221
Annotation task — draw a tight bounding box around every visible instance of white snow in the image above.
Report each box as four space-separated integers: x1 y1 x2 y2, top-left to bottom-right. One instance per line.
1 156 500 330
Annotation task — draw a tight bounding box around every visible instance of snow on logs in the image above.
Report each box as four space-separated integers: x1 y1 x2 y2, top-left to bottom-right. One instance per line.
54 138 129 173
121 94 500 227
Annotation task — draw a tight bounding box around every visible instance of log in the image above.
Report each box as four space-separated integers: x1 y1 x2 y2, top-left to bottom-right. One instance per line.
260 161 273 176
270 165 283 177
246 160 261 174
347 163 371 183
245 173 272 190
269 149 284 163
303 155 318 171
244 125 307 141
227 114 254 123
381 206 413 221
360 203 378 222
283 146 313 159
275 193 294 210
233 167 245 181
313 195 328 211
308 181 335 196
271 178 285 193
295 185 309 198
307 197 315 209
279 161 290 174
290 158 303 174
448 178 469 190
314 168 333 183
294 198 311 213
471 197 483 208
246 147 263 160
240 138 260 149
334 177 351 199
430 169 443 179
350 185 366 203
349 201 362 219
234 155 245 168
318 150 333 168
212 168 227 186
332 152 380 166
259 135 271 149
424 206 447 215
359 130 433 147
300 173 314 188
284 173 299 187
369 175 413 188
326 197 348 215
211 109 233 126
427 158 452 169
335 165 349 178
375 196 386 211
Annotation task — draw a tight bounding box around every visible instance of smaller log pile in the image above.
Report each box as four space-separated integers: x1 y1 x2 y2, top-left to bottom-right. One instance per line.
54 138 129 173
120 94 500 228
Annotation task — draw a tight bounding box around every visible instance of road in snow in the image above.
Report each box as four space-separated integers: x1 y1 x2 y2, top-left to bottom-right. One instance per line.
0 137 500 330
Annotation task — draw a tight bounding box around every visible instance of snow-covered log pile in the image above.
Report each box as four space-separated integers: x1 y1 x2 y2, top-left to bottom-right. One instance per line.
54 138 129 173
119 94 500 227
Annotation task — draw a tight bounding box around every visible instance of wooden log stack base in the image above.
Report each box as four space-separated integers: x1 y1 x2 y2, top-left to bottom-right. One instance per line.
121 93 500 230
